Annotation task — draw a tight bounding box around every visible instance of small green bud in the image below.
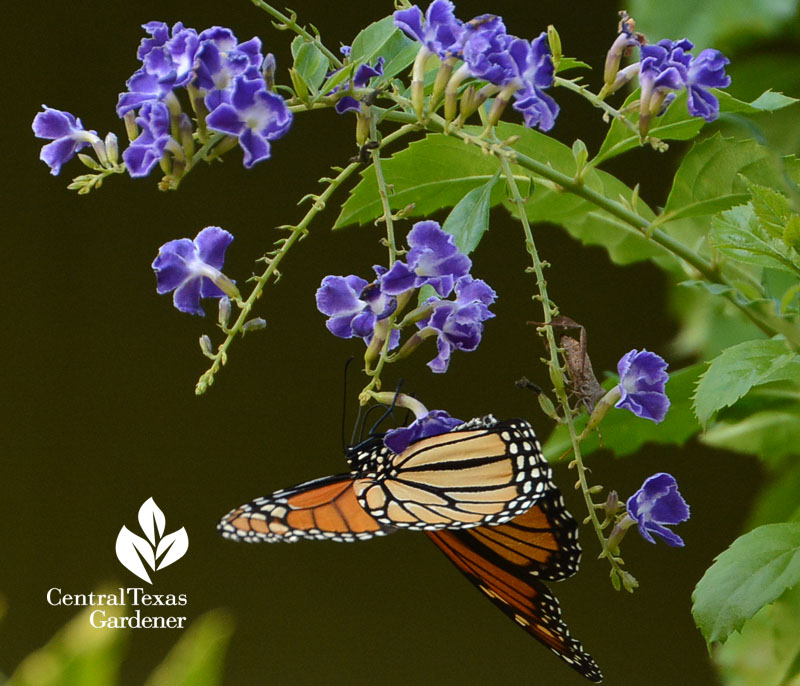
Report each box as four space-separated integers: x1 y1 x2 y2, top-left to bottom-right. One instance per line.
199 334 214 358
104 133 119 165
242 317 267 334
218 297 232 328
547 25 562 69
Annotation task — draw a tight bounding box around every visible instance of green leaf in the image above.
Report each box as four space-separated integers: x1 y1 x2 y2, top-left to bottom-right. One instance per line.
694 338 798 425
714 582 800 686
746 460 800 530
500 123 663 266
441 171 500 255
144 610 234 686
692 522 800 646
349 15 416 80
716 89 799 115
543 364 703 460
750 183 793 237
701 409 800 461
292 40 330 94
710 204 800 276
629 0 797 51
556 57 591 73
334 134 502 228
664 135 800 225
593 89 704 166
9 598 128 686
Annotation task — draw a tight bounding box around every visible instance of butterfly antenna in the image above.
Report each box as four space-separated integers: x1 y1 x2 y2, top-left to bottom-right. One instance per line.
341 356 355 452
368 378 405 436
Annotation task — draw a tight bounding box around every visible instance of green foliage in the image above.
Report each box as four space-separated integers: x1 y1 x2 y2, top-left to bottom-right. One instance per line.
290 37 330 94
714 583 800 686
629 0 798 50
692 523 800 646
694 338 799 426
441 171 500 255
8 603 234 686
543 364 704 459
349 15 416 80
144 610 235 686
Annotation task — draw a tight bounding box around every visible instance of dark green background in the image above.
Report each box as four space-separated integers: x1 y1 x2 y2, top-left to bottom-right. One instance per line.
5 1 767 684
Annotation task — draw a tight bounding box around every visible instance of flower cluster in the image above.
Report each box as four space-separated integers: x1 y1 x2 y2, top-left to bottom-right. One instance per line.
394 1 558 130
601 24 731 136
626 473 690 546
316 220 496 373
33 21 291 181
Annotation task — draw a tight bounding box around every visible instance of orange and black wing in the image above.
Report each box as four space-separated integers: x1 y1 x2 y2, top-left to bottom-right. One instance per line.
426 489 603 682
218 473 396 543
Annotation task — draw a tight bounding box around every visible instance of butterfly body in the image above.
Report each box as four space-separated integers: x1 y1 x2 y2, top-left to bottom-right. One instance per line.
217 415 603 682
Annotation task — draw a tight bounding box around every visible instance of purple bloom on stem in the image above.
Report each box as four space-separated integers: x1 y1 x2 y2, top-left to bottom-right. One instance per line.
334 57 385 114
461 15 514 85
626 473 690 546
32 106 98 175
117 22 200 116
419 275 496 373
507 34 559 131
122 101 172 178
686 49 731 122
152 226 237 316
393 0 465 58
384 409 463 454
615 349 670 423
316 271 398 344
638 38 692 125
205 75 292 167
195 28 265 111
381 221 471 298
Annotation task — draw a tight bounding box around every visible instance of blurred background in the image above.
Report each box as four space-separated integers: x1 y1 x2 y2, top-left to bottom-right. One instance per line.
4 0 799 684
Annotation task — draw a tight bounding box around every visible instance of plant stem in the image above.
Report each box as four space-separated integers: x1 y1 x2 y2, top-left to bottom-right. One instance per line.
499 154 629 584
249 0 343 69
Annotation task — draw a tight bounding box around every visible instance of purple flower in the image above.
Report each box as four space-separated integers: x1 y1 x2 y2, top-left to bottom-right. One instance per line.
117 22 200 116
615 349 670 423
152 226 237 316
205 76 292 167
122 101 172 177
686 49 731 121
419 275 496 373
316 271 398 345
461 15 514 85
381 221 472 298
194 28 265 111
507 34 559 131
334 57 385 114
32 106 98 175
626 473 690 546
638 39 692 123
384 409 463 453
393 0 465 59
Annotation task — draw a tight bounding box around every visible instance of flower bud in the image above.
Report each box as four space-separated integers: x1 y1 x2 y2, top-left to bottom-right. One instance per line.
242 317 267 333
547 25 562 70
218 297 232 328
104 132 119 165
123 110 138 141
262 53 277 91
199 334 214 357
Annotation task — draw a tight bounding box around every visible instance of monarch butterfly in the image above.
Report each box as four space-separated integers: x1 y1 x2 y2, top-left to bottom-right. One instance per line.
218 415 602 682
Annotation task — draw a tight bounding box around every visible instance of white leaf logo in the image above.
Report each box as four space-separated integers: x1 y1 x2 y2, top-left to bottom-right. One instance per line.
115 498 189 584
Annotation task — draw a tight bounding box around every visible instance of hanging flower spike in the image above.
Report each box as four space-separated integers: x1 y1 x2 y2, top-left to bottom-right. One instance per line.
393 0 465 59
122 101 174 178
418 275 496 373
686 49 731 122
117 22 200 116
384 409 464 454
205 75 292 168
381 221 472 298
315 271 399 347
32 106 100 175
194 28 265 112
626 473 690 546
152 226 239 316
615 349 670 423
506 34 559 131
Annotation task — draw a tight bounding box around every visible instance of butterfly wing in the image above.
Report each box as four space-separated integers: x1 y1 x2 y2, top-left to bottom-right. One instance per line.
218 473 396 543
355 416 555 531
426 489 603 683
